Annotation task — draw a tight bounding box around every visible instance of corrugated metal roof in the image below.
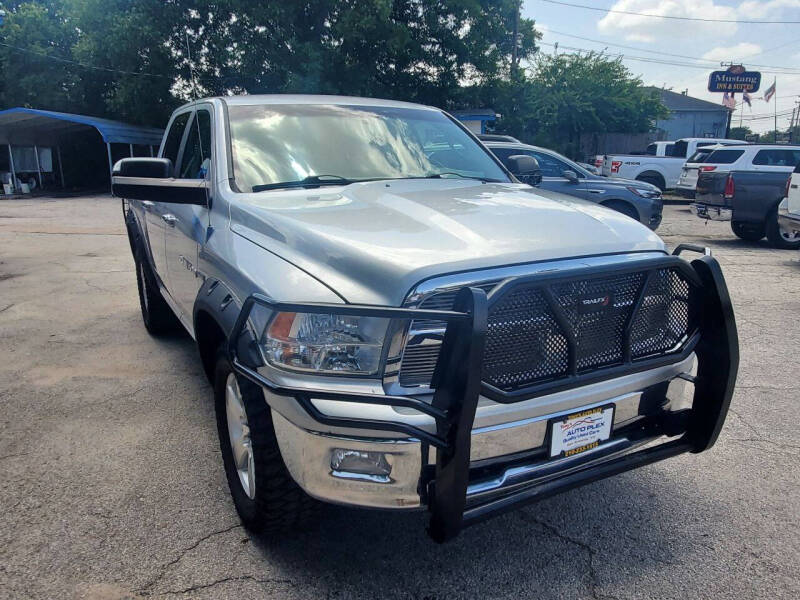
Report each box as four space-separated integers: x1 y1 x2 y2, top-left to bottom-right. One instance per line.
0 107 163 146
648 88 731 112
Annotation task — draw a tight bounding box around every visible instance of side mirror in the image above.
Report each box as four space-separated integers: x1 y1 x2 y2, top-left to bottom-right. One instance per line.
562 169 579 183
111 158 208 205
506 154 543 186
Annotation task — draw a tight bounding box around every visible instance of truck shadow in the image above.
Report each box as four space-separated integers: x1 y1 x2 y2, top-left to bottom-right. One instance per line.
246 472 708 599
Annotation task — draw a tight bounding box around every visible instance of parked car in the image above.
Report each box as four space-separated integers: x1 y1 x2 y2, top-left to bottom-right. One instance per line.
477 133 520 143
693 167 800 249
676 144 743 199
112 95 738 543
602 137 742 191
485 141 663 229
777 162 800 239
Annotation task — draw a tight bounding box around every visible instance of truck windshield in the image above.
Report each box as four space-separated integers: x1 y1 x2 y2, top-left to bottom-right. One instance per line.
227 103 510 192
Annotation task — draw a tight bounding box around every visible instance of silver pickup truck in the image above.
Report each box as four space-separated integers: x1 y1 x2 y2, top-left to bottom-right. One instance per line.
112 95 739 543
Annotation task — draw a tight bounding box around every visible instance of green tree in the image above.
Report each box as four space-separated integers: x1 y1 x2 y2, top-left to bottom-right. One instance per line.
0 0 538 126
67 0 183 126
0 1 82 112
728 126 753 140
480 52 668 158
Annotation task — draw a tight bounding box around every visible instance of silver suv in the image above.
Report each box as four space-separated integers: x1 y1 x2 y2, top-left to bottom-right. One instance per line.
113 95 739 542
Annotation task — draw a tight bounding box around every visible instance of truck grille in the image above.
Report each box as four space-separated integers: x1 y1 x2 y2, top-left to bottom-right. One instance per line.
397 267 693 393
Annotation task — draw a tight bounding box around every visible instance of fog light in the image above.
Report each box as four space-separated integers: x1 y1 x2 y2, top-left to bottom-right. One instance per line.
330 449 392 477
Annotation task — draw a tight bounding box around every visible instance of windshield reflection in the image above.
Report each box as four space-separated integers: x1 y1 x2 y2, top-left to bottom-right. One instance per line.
228 103 509 192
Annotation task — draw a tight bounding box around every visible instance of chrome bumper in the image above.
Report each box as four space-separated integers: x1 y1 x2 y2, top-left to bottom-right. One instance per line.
691 203 732 221
270 362 695 510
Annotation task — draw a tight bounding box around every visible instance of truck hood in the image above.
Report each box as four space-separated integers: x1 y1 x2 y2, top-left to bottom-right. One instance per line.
231 179 665 305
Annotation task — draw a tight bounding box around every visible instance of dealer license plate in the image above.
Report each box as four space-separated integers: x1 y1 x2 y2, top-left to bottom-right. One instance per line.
549 406 614 458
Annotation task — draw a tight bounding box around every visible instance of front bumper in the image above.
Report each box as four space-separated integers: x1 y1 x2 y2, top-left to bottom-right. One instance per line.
271 367 695 510
777 205 800 236
691 203 732 221
229 250 738 542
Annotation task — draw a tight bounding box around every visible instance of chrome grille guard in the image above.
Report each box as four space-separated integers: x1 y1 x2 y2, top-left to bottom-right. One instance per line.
228 249 738 543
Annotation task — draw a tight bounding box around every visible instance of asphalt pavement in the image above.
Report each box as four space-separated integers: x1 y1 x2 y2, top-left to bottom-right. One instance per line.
0 194 798 599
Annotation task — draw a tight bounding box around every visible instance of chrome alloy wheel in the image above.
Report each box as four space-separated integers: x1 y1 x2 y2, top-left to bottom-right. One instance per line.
779 220 800 242
225 373 255 499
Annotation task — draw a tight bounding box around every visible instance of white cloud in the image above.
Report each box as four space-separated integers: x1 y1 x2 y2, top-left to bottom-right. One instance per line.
702 43 763 62
597 0 740 42
737 0 800 16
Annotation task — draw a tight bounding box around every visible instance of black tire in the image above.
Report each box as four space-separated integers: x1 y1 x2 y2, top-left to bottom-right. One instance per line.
636 173 665 192
731 221 764 242
214 349 316 534
133 246 180 335
604 200 640 222
765 209 800 249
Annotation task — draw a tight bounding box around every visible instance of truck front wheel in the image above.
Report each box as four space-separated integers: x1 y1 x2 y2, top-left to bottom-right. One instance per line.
731 221 764 242
766 210 800 249
214 349 316 534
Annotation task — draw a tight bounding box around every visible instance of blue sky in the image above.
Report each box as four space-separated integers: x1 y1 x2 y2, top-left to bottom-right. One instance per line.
522 0 800 132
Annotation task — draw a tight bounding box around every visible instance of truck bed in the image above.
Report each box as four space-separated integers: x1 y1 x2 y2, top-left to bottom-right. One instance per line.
695 170 790 224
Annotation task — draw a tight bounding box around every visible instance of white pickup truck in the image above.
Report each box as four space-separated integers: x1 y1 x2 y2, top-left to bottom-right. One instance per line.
602 138 741 191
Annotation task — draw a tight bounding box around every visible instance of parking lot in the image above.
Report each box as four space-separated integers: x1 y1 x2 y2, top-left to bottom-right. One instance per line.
0 194 798 600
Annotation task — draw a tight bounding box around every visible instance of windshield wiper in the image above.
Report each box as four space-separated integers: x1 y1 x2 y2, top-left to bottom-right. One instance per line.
252 175 355 193
421 172 502 183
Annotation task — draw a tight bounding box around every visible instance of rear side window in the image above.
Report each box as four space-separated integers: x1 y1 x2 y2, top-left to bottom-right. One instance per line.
673 141 688 158
646 144 656 155
664 143 675 156
161 112 191 169
705 149 745 164
753 149 800 166
687 150 712 163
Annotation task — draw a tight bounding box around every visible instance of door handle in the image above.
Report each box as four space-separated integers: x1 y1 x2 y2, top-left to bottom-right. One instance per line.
161 214 178 226
587 189 605 194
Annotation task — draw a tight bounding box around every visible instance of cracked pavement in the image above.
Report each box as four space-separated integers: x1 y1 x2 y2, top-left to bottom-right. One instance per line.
1 195 798 599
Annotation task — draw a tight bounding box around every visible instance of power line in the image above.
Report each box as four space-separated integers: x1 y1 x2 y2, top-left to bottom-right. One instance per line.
743 39 800 58
536 0 800 24
537 41 800 75
544 29 800 72
0 41 172 78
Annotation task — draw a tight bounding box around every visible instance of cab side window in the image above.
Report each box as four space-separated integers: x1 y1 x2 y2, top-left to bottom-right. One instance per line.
161 112 191 172
177 109 212 179
529 151 572 178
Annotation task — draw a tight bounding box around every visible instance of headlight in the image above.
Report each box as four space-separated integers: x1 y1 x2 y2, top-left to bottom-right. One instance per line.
626 186 660 198
260 311 389 375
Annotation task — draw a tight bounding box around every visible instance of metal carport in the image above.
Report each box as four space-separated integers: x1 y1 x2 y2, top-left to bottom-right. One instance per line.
0 107 163 191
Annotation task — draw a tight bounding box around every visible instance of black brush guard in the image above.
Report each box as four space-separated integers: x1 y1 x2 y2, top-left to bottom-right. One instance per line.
228 250 738 543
